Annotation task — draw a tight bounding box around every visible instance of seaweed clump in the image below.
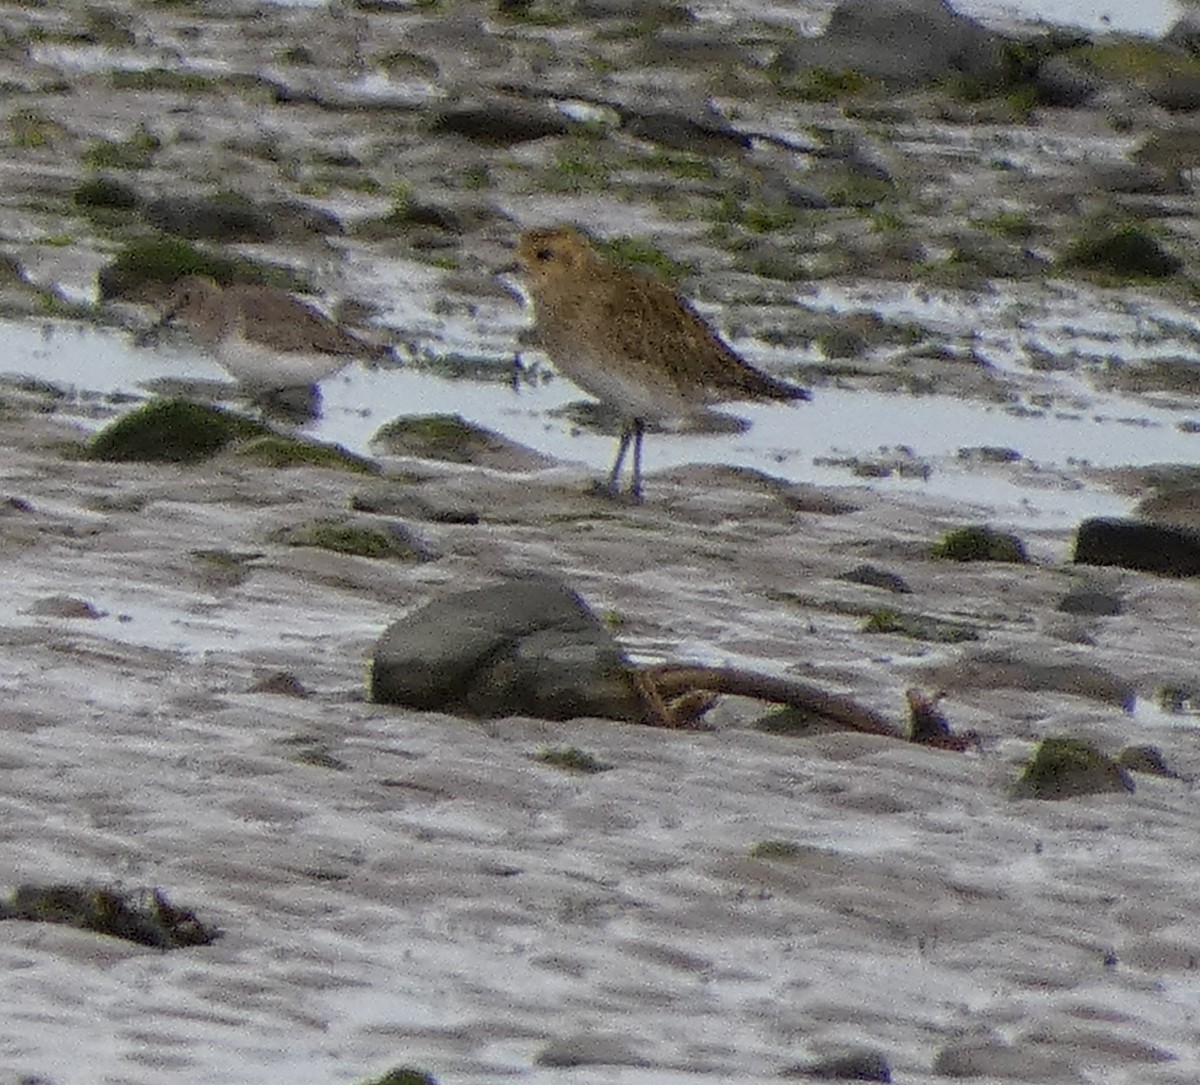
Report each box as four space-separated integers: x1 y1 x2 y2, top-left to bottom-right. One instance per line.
0 883 221 949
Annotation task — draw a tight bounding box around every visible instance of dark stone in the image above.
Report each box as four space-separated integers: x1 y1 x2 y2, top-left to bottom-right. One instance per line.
369 576 645 722
430 102 572 145
1074 517 1200 577
534 1033 649 1068
1034 54 1103 107
1057 582 1124 617
783 1046 892 1081
838 564 912 594
1165 14 1200 55
141 195 277 242
1149 73 1200 112
933 1037 1081 1079
773 0 1007 90
618 108 751 156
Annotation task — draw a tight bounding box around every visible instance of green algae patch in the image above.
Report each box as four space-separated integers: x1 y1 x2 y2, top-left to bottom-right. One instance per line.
235 435 381 475
862 608 979 642
533 746 612 774
1061 225 1182 281
932 525 1028 563
271 517 433 561
72 176 138 210
88 399 269 464
748 839 805 860
97 236 306 302
371 412 552 470
360 1069 439 1085
1013 736 1134 800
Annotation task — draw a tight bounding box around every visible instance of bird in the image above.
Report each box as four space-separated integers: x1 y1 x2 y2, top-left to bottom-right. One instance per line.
514 225 811 502
153 276 389 394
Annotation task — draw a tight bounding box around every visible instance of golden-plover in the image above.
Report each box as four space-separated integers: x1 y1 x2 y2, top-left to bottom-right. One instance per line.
515 225 810 501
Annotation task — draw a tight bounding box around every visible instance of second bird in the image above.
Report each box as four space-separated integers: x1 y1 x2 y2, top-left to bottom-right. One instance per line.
156 276 388 395
515 225 810 502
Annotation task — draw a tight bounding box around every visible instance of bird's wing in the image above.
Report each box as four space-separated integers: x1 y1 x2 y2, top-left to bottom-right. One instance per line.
598 274 808 402
237 289 383 358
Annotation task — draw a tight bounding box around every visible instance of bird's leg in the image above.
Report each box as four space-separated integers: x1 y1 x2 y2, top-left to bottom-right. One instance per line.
629 419 646 503
606 423 633 494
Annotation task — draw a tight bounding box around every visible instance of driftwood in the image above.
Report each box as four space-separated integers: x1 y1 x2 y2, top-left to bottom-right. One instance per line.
633 663 900 736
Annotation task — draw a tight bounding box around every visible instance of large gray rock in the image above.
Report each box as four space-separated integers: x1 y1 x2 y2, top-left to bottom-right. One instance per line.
369 576 645 721
774 0 1007 90
1074 517 1200 577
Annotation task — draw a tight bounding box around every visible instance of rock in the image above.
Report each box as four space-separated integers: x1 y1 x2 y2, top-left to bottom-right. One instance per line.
1118 744 1178 778
618 107 751 156
369 413 555 471
773 0 1007 91
534 1033 649 1068
1074 517 1200 577
782 1046 892 1081
1056 581 1123 616
141 195 277 242
87 399 270 464
1149 73 1200 113
271 516 435 561
933 1036 1084 1080
430 102 572 145
28 596 102 619
931 525 1028 563
1165 13 1200 55
917 649 1134 709
1034 54 1104 107
838 564 912 594
1013 736 1134 800
368 576 645 722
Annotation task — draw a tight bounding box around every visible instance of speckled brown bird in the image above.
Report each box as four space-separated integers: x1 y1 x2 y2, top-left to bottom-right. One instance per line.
515 225 810 501
157 276 388 392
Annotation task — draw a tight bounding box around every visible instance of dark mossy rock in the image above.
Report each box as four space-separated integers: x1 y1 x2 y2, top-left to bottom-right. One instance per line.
1061 225 1182 279
88 399 269 464
534 746 613 773
97 237 235 302
271 516 434 561
0 883 220 949
97 236 306 303
72 176 139 210
370 413 554 471
235 435 380 475
359 1069 439 1085
369 576 646 722
931 525 1028 563
837 564 912 593
781 1046 892 1081
1013 736 1135 800
429 101 572 145
1074 517 1200 577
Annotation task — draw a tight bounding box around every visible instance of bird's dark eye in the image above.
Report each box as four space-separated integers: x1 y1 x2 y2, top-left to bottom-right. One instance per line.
535 247 554 262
